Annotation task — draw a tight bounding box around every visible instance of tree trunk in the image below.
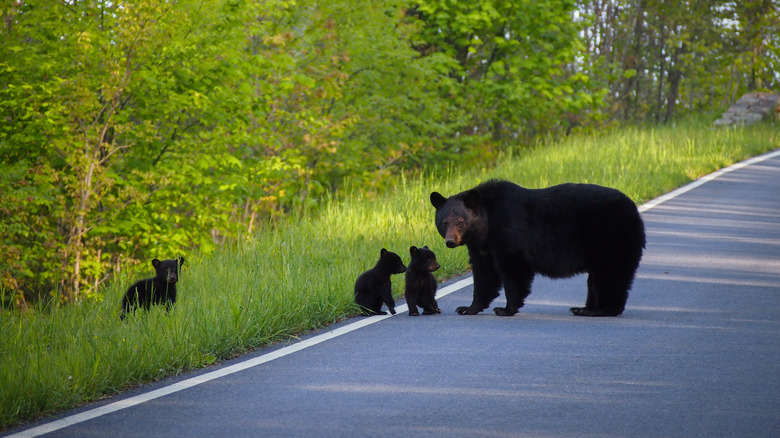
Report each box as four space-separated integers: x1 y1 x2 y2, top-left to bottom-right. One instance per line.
664 44 685 123
622 0 645 121
654 26 667 124
68 152 97 300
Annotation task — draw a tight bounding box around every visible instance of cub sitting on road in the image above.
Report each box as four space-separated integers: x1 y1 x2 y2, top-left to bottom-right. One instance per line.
405 246 441 316
354 249 407 316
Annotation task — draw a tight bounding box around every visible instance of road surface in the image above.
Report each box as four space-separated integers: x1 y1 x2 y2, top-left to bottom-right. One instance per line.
6 149 780 438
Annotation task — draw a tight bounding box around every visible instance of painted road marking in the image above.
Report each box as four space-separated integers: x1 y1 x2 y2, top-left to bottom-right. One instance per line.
637 148 780 213
8 278 474 438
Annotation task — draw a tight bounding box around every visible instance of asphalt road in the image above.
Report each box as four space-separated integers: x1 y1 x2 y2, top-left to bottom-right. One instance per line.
7 150 780 438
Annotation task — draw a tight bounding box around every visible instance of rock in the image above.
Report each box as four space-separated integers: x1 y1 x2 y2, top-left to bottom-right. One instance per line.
713 92 780 126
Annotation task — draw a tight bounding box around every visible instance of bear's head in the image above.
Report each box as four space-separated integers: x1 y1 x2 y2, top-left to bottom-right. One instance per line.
379 248 407 274
430 190 487 248
409 245 440 272
152 257 184 284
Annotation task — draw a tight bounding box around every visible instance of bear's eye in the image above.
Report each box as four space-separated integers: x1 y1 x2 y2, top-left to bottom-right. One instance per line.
457 220 465 228
442 220 449 228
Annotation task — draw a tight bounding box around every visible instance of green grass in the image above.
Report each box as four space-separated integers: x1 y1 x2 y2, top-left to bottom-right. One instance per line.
1 119 778 429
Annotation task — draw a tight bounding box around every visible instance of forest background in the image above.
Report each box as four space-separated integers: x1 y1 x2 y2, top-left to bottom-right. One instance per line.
1 0 779 307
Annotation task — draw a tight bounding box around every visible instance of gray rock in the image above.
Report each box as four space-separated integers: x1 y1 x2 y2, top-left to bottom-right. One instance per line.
713 92 780 126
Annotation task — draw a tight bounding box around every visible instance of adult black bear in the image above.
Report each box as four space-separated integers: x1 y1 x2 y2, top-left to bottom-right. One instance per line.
120 257 184 320
430 180 645 317
354 249 407 316
405 246 442 316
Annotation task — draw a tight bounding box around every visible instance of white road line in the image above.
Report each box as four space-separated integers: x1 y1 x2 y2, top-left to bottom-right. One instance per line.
638 148 780 213
7 277 474 438
10 147 779 437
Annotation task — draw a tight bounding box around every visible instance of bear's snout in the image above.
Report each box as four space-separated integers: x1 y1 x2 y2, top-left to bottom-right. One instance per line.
444 228 463 248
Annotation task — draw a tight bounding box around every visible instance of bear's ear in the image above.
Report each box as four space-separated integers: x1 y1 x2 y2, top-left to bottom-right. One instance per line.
178 256 185 267
409 246 418 256
152 259 161 268
430 192 447 209
463 189 482 211
380 248 388 257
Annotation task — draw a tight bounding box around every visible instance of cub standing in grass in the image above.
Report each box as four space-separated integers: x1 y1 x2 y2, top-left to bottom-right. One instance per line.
405 246 442 316
430 180 645 317
354 249 407 316
120 257 184 320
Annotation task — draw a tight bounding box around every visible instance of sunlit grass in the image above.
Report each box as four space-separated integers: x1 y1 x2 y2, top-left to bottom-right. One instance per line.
0 119 777 429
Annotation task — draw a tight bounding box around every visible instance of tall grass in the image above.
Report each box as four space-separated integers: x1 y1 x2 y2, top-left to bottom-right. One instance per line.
1 119 777 429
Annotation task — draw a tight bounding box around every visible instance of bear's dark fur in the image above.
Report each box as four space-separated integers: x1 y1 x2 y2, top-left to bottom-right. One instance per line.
354 249 407 316
405 246 442 316
430 180 645 317
120 257 184 320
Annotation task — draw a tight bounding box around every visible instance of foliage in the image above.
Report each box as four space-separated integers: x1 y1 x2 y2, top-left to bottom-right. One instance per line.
410 0 601 139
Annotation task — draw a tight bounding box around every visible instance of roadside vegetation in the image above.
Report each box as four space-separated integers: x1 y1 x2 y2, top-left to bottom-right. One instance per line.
2 0 778 306
1 119 778 429
2 0 779 430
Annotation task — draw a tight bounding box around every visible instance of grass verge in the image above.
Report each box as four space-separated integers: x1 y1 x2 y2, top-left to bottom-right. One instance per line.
1 119 777 429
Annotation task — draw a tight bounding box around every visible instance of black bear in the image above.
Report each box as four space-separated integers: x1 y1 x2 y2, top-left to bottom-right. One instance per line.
430 180 645 317
354 249 407 316
405 245 442 316
120 257 184 320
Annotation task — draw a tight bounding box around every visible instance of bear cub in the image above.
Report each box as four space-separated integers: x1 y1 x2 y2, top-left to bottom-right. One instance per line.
354 249 407 316
405 246 441 316
431 180 645 317
121 257 184 320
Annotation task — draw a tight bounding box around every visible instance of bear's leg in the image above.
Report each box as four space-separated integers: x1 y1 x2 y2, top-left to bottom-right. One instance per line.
372 295 389 315
420 292 441 315
362 294 386 315
381 283 396 315
597 271 631 316
571 271 627 316
571 275 598 316
360 306 387 316
421 301 441 314
354 293 369 315
494 264 534 317
407 292 420 316
367 300 388 315
457 250 501 315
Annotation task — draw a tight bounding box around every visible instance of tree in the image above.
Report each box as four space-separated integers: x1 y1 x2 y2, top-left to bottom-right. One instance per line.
409 0 599 139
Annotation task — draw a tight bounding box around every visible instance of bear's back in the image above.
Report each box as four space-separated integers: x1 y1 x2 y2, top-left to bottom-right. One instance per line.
475 180 644 277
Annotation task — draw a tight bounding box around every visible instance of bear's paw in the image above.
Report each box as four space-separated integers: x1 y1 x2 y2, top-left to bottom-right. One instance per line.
493 307 518 317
